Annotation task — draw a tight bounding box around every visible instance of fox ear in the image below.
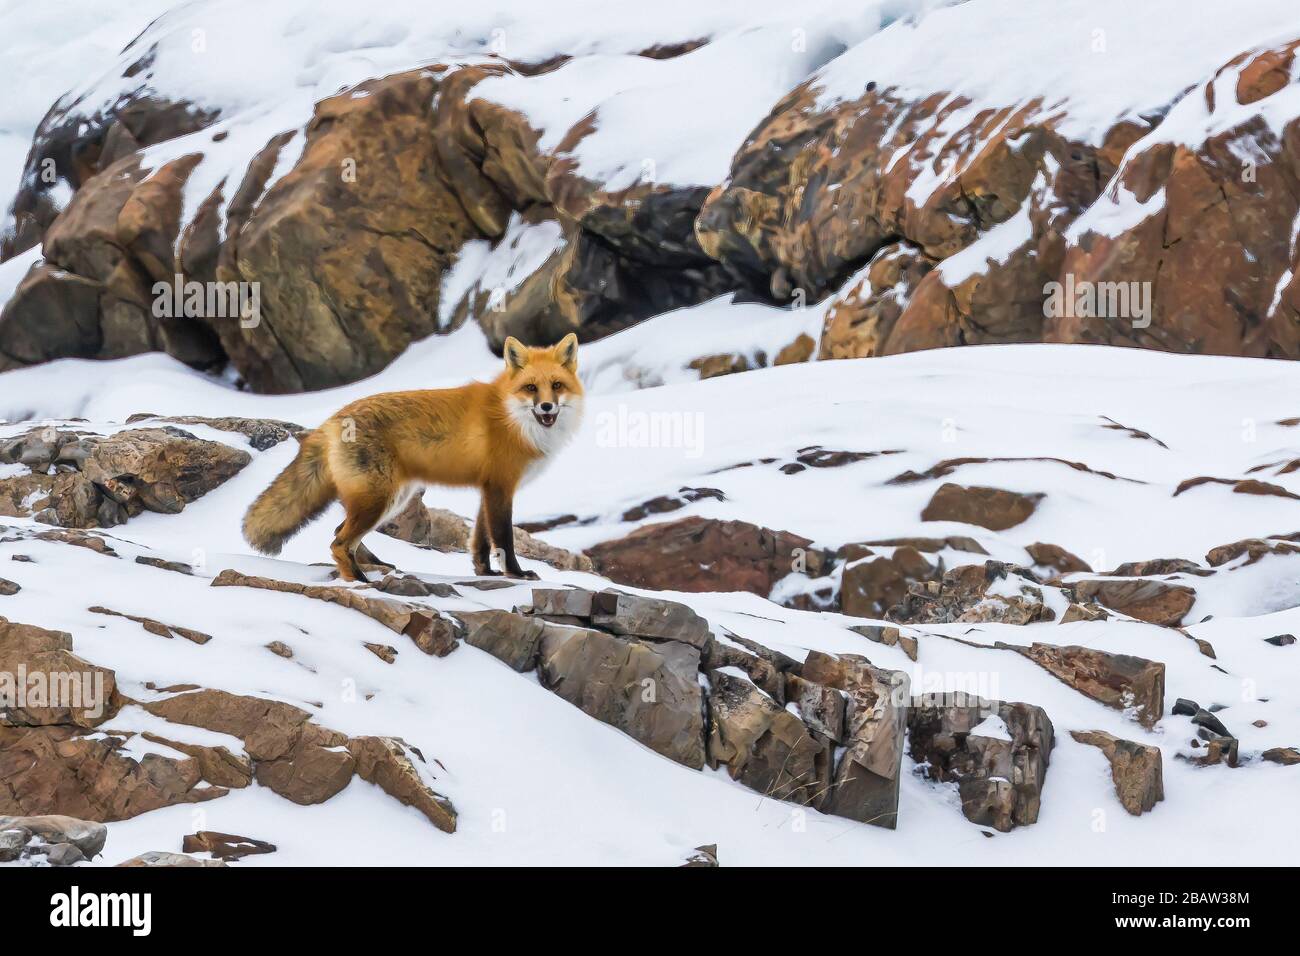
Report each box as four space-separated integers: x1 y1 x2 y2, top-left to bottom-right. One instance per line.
503 337 528 372
554 332 578 371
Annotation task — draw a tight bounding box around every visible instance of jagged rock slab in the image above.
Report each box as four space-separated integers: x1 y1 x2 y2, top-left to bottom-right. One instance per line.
1070 730 1164 815
211 569 462 657
1072 578 1196 626
909 698 1054 832
1001 642 1165 728
707 670 830 805
538 626 705 769
801 651 908 829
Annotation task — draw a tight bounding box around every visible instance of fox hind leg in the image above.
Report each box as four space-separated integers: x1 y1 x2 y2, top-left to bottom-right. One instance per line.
331 488 393 583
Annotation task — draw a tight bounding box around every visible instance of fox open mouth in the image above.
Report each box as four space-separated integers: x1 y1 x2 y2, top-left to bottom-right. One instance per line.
533 409 558 428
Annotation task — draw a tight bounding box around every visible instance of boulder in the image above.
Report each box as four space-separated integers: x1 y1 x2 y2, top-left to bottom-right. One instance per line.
909 698 1055 831
801 652 909 829
538 627 705 769
1072 579 1196 626
1001 642 1165 728
181 831 277 860
347 736 457 833
0 425 250 529
0 619 120 727
455 609 547 672
839 546 937 618
587 516 813 596
706 670 830 806
589 590 712 648
920 484 1043 531
1070 730 1164 815
0 814 107 859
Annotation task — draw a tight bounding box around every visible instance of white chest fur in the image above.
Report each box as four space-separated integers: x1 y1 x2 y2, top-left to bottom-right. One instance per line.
511 399 582 486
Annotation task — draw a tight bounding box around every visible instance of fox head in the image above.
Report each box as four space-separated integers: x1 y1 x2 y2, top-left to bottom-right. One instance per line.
499 333 584 443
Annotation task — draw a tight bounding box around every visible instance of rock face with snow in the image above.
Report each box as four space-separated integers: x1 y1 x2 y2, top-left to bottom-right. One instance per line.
909 698 1054 832
5 0 1300 389
0 424 250 528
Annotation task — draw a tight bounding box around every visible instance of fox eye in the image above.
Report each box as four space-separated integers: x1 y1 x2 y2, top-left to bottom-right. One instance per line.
523 383 537 393
552 381 564 391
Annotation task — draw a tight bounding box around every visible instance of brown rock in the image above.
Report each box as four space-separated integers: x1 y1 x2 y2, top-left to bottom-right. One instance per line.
1072 579 1196 627
0 619 120 727
847 624 919 662
182 830 277 860
0 724 228 820
889 562 1056 626
1002 642 1165 728
588 516 812 596
538 627 705 769
801 651 909 829
1262 747 1300 766
139 733 253 789
706 670 830 806
921 484 1043 531
909 697 1054 831
1026 542 1092 575
1070 730 1164 815
347 736 457 833
839 546 937 618
88 606 213 644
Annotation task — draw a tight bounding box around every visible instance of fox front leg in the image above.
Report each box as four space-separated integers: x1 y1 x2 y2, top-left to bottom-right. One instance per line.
482 483 538 580
471 497 500 576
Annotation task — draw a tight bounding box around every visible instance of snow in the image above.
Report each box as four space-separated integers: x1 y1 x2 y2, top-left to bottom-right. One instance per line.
0 323 1297 865
814 0 1300 146
969 714 1011 742
0 0 184 229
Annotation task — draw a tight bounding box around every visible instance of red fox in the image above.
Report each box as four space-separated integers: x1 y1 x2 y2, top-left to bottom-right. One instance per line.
242 333 583 582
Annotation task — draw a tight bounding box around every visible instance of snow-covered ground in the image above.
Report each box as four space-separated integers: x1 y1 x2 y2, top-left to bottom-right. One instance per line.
0 313 1297 865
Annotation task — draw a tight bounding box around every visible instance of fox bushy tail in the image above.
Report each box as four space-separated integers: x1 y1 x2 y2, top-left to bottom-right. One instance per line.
242 430 336 555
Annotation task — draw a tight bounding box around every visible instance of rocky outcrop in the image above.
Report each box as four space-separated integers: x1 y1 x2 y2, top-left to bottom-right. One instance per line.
539 626 707 769
587 516 815 595
839 546 937 618
0 814 108 864
2 57 735 389
1001 642 1165 729
889 562 1059 626
1070 730 1164 815
909 698 1054 832
0 425 250 528
707 669 831 806
211 569 463 658
697 34 1300 362
802 652 909 829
